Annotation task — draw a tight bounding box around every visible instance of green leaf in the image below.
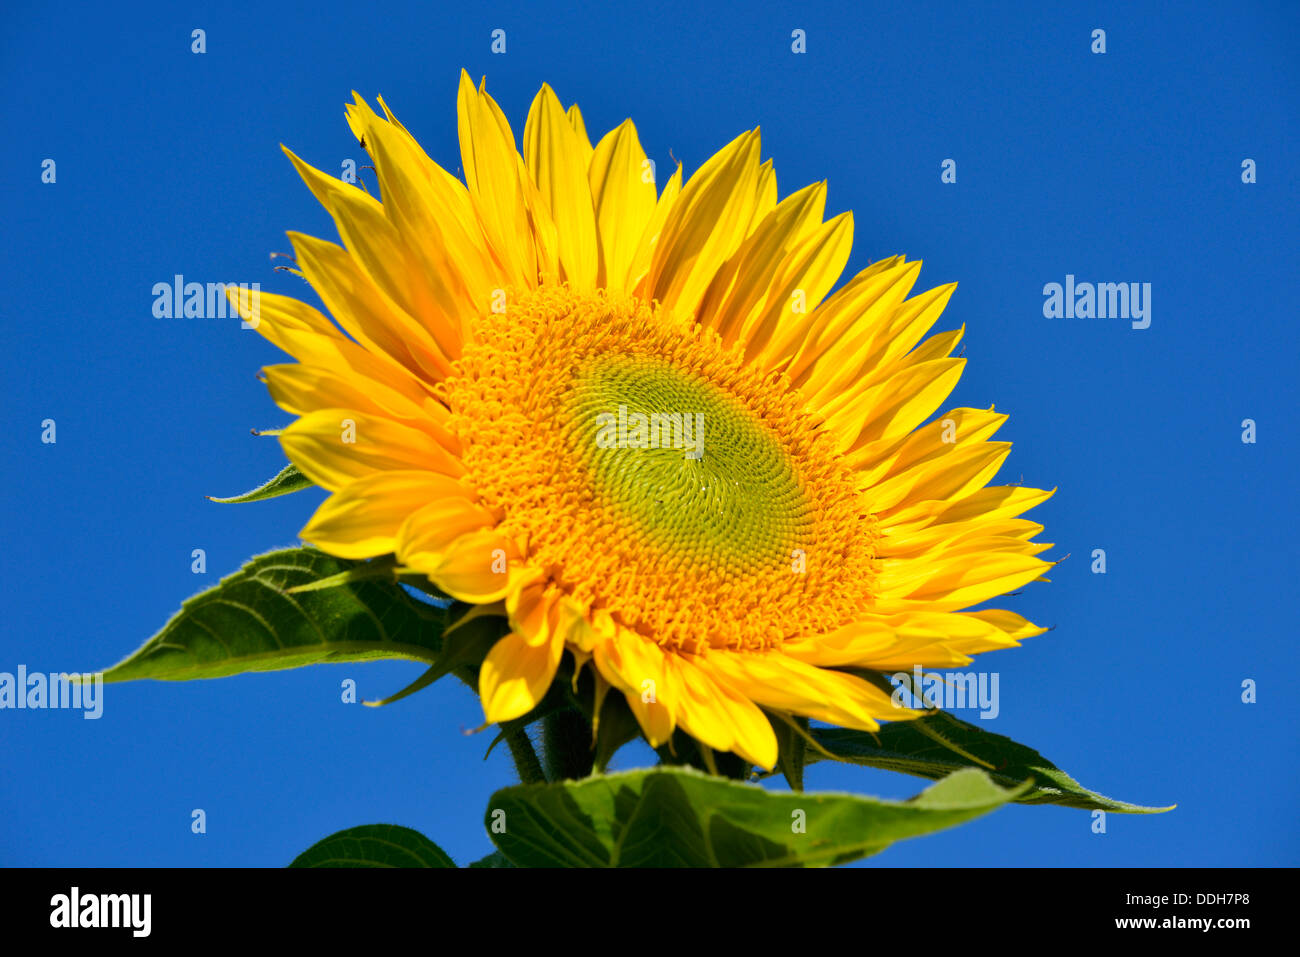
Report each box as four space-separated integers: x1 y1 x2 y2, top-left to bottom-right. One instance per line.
484 765 1028 868
809 710 1174 813
363 611 507 707
207 462 312 503
289 824 455 868
100 547 452 682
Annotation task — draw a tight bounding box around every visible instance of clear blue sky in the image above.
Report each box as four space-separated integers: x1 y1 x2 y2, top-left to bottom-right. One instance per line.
2 0 1296 867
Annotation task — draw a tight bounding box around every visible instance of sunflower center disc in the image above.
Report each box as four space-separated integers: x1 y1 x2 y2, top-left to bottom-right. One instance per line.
569 353 806 574
443 286 878 653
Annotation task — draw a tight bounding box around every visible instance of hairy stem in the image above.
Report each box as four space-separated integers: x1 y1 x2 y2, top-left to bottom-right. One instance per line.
543 708 594 781
502 725 546 784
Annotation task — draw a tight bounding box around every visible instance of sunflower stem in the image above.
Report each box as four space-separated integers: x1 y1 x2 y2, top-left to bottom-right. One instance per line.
542 709 593 781
502 725 546 784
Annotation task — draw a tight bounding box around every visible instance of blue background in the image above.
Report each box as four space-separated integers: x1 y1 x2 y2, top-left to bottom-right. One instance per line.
2 0 1296 867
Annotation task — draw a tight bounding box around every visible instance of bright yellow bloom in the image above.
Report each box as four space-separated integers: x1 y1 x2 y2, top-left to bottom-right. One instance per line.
235 72 1055 771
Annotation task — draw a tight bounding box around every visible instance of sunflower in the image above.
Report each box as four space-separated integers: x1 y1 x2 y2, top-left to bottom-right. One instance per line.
233 71 1055 771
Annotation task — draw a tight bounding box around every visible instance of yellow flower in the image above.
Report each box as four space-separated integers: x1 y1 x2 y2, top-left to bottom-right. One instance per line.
234 71 1055 771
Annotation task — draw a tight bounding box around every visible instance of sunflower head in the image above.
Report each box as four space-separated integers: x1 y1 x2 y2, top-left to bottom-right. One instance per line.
234 71 1055 771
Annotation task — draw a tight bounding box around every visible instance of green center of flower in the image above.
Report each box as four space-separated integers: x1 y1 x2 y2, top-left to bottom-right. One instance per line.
565 354 808 576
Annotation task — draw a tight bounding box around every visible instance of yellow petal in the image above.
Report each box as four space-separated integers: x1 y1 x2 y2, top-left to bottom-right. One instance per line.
345 95 500 338
701 651 911 731
878 517 1045 559
263 363 458 450
626 161 683 292
872 552 1055 613
417 528 536 603
698 181 828 341
865 442 1012 514
506 581 561 648
668 655 778 770
524 84 599 289
646 129 762 319
745 158 778 235
849 406 1007 481
228 287 337 351
826 357 966 452
737 210 855 359
515 153 561 285
282 147 459 359
818 323 965 427
588 119 657 291
566 103 594 165
790 260 931 392
457 71 536 287
963 609 1049 641
782 615 979 670
230 290 445 421
280 409 464 492
592 629 675 747
301 470 477 559
883 485 1056 535
479 629 564 723
395 502 505 570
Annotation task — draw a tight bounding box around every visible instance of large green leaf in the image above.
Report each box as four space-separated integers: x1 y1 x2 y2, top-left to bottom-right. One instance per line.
289 824 455 868
808 710 1173 813
100 548 451 682
484 765 1028 868
207 462 312 503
